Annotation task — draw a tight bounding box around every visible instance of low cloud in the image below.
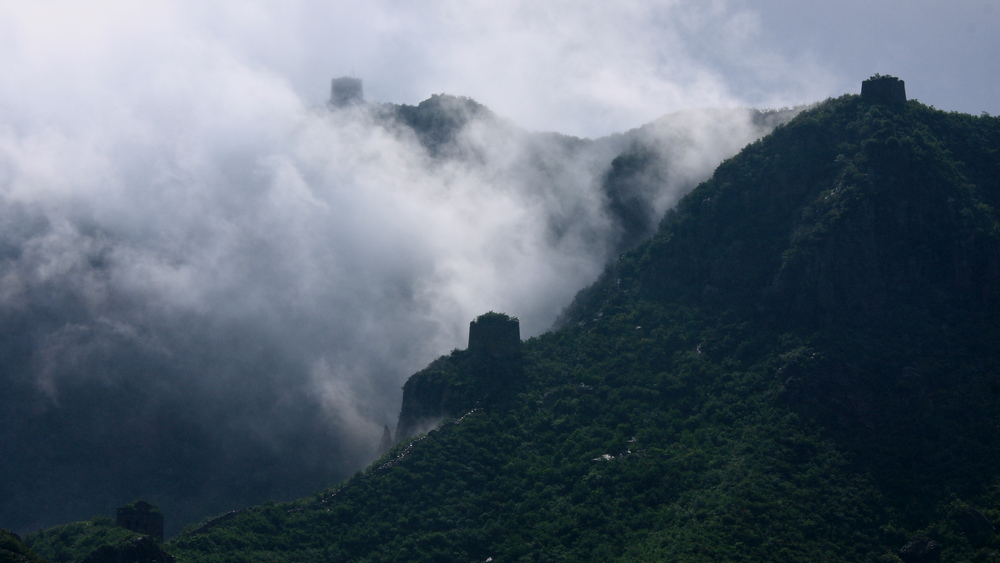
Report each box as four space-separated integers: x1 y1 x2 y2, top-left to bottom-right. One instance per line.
0 0 810 535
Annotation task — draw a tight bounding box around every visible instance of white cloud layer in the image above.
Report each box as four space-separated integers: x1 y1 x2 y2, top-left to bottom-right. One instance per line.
3 0 995 136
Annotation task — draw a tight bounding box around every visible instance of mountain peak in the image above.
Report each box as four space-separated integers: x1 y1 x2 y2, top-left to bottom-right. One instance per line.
563 94 998 331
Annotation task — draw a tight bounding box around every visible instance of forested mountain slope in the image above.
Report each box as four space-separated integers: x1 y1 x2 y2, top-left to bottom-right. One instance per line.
28 90 1000 562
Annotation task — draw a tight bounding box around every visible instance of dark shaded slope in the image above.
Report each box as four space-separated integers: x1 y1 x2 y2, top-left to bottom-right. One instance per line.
565 94 1000 531
595 107 805 256
564 94 1000 322
393 347 524 442
1 529 46 563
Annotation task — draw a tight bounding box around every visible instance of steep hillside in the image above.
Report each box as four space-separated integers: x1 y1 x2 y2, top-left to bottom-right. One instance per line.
29 87 1000 562
565 91 1000 510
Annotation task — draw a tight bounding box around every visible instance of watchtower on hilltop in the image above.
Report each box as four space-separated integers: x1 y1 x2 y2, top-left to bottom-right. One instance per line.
330 77 364 107
468 312 520 355
862 74 906 104
116 500 164 542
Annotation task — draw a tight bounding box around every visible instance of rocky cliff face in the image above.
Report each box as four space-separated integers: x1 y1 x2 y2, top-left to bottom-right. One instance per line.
395 351 525 442
769 110 999 324
395 357 462 442
396 313 523 442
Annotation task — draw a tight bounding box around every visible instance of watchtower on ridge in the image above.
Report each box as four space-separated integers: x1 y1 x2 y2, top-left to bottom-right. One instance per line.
116 500 164 542
861 74 906 104
330 77 364 107
468 312 520 355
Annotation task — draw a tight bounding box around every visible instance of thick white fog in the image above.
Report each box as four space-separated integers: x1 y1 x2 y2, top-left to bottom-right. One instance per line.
1 81 790 443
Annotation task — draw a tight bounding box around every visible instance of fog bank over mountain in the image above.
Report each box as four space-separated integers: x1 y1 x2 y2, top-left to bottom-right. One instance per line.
0 72 797 532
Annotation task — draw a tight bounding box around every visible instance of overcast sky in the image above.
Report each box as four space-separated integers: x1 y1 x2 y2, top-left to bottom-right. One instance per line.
2 0 996 138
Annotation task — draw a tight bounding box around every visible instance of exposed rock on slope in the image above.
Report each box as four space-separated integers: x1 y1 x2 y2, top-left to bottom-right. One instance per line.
396 312 522 441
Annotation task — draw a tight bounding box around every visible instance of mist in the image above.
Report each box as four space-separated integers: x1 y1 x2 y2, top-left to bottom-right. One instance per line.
0 0 921 537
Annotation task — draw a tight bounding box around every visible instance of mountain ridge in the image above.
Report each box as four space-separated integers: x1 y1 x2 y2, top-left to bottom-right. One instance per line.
24 85 1000 562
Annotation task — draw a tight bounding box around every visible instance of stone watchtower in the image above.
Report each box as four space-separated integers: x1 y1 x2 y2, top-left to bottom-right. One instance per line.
468 312 520 355
330 77 364 107
861 74 906 104
116 500 164 542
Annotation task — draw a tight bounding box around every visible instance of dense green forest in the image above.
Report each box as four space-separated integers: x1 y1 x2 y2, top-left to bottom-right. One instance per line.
22 87 1000 561
2 529 46 563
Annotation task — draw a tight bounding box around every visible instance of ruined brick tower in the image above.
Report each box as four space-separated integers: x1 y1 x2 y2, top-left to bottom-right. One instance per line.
116 500 164 542
330 77 364 107
861 74 906 104
468 312 520 355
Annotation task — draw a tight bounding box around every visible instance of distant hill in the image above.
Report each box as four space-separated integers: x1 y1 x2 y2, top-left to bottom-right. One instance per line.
24 85 999 561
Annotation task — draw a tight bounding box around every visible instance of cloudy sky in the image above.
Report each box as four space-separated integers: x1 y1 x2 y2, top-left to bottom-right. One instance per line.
2 1 997 137
0 0 997 534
